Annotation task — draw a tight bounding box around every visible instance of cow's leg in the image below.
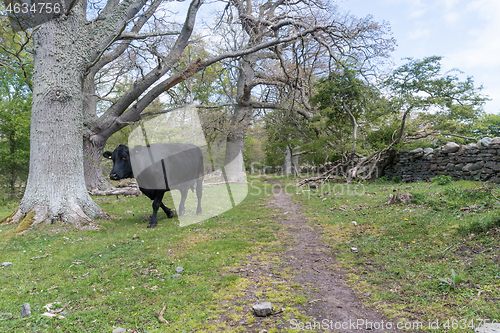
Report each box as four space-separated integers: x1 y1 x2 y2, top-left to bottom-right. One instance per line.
148 191 165 228
160 203 174 218
196 177 202 215
178 188 188 216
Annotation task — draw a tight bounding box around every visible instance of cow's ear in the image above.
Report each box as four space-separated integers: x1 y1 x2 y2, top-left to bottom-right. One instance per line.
103 151 112 159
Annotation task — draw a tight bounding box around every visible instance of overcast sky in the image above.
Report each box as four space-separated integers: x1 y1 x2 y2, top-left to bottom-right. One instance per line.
338 0 500 114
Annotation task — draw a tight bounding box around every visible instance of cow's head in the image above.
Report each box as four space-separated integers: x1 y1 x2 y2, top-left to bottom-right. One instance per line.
103 144 134 180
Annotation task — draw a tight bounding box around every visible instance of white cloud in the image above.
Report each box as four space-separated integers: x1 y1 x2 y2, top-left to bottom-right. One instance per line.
447 0 500 68
408 28 430 40
443 0 500 112
443 11 460 24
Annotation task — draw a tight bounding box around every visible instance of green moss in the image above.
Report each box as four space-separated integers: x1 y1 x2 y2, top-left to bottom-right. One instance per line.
0 208 18 225
15 211 36 233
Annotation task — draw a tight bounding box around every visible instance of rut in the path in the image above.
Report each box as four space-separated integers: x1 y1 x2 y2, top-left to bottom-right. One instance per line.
267 179 405 333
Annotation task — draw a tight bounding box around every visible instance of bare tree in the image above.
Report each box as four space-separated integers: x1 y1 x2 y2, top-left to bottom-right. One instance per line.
211 1 394 180
2 0 394 230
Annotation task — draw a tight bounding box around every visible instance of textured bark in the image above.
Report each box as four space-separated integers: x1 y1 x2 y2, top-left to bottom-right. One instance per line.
7 6 104 230
223 55 254 182
224 133 246 182
283 145 292 176
82 75 113 191
83 136 112 191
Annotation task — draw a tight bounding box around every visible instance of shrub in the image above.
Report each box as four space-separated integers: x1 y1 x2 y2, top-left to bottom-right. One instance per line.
431 175 453 185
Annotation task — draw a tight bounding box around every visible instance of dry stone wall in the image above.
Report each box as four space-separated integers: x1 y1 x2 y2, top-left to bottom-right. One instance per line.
383 137 500 183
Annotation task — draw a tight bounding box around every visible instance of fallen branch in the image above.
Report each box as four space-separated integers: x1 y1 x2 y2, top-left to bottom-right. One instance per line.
158 303 168 324
30 253 50 260
293 163 342 187
0 313 13 321
269 308 284 316
91 187 142 196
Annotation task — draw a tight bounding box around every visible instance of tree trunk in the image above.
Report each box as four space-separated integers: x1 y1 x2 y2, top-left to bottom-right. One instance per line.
292 153 299 176
344 103 358 156
10 172 16 200
283 145 292 176
82 76 113 191
83 136 113 191
6 14 104 231
224 133 246 182
223 55 254 182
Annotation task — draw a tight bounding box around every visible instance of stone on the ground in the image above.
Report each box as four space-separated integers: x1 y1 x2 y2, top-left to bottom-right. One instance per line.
423 147 434 154
112 328 127 333
491 137 500 144
21 303 31 317
175 266 184 272
2 262 12 267
441 142 460 153
252 302 273 317
476 323 500 333
172 274 182 279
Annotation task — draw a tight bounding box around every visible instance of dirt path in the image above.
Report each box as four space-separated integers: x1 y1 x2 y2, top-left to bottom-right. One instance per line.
266 179 402 333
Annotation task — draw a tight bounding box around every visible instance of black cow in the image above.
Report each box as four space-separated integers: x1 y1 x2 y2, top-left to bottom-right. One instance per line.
103 143 204 228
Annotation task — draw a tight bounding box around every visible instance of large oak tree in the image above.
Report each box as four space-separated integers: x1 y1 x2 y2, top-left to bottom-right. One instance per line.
3 0 394 230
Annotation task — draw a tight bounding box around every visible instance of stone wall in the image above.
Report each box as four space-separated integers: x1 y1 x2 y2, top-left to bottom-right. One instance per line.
383 137 500 183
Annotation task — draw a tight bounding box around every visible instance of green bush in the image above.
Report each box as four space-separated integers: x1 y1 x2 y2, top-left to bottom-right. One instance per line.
431 175 453 185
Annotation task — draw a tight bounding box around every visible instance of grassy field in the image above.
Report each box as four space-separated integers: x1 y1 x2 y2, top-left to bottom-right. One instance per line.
1 175 499 332
0 177 310 332
288 176 500 331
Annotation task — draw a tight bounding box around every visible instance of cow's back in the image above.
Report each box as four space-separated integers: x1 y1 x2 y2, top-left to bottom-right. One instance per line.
133 143 203 190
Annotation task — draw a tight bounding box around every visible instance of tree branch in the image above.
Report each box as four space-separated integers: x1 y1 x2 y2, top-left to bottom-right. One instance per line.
118 31 181 40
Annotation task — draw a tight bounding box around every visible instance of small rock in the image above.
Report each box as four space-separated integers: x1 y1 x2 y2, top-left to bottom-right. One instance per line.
350 247 359 253
351 221 357 226
21 303 31 317
423 147 434 154
252 302 273 317
112 328 127 333
172 274 182 279
309 183 317 189
132 234 139 239
175 266 184 273
491 137 500 144
2 262 12 267
476 323 500 333
364 292 371 297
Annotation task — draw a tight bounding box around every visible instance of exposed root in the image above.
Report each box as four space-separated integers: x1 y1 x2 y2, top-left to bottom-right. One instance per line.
7 204 105 234
15 210 39 233
67 205 103 230
0 208 18 225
